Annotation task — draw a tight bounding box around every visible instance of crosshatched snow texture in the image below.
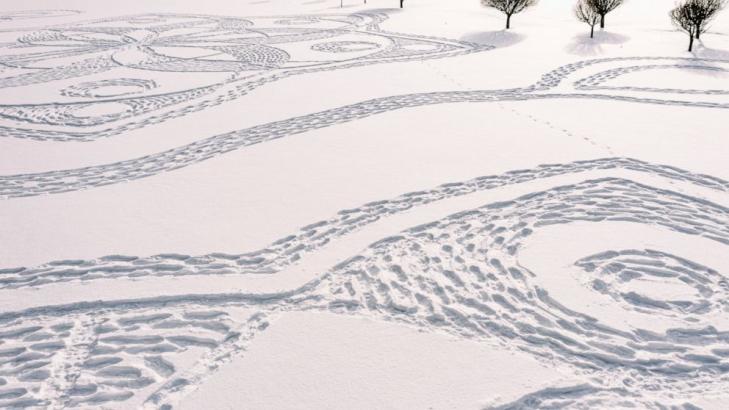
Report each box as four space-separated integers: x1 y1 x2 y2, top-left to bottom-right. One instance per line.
0 0 728 409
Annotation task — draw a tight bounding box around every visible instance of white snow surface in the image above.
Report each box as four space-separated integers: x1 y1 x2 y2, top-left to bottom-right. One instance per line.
0 0 728 408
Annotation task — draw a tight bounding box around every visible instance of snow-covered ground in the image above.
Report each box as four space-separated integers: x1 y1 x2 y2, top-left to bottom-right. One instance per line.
0 0 728 408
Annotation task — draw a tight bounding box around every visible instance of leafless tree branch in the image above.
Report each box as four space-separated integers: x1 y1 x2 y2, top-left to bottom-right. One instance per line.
575 0 602 38
481 0 539 29
671 0 726 51
586 0 625 28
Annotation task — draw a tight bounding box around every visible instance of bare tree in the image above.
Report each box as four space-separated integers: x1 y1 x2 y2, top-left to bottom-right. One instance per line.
672 2 698 51
587 0 624 29
575 0 601 38
481 0 538 29
689 0 725 39
671 0 726 51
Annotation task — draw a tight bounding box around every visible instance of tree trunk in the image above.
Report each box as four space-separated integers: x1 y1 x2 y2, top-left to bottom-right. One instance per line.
400 0 403 8
590 25 595 38
600 14 605 29
689 32 694 52
695 22 701 39
506 14 511 29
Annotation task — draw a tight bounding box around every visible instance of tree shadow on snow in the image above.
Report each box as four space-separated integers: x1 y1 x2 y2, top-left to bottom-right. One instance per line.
565 31 630 56
323 5 402 12
460 30 525 48
679 44 729 80
691 43 729 60
362 8 403 14
326 3 359 9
